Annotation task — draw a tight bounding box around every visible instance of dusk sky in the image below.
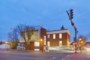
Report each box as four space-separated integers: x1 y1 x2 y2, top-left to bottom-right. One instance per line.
0 0 90 42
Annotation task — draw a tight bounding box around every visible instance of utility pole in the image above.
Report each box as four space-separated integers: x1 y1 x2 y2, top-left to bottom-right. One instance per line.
66 9 78 53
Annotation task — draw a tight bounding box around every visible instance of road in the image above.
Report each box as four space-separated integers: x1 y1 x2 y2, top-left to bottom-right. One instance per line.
0 50 72 60
65 53 90 60
0 50 90 60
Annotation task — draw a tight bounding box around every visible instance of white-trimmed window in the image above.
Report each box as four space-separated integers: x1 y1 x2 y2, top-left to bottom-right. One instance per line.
53 34 56 39
47 35 50 38
59 33 62 39
44 36 46 45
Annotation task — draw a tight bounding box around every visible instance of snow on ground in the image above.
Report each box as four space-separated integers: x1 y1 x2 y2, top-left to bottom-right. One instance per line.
0 44 10 49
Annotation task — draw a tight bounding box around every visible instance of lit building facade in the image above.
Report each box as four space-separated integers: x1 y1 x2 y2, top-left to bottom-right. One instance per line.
20 26 70 51
46 27 70 47
20 26 46 51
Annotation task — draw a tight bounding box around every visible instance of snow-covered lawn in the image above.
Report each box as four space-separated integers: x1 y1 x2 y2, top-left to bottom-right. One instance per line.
0 44 10 50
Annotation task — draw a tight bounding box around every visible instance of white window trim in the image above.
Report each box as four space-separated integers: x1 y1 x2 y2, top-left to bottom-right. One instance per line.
53 34 56 39
47 35 50 38
59 33 62 39
44 36 46 45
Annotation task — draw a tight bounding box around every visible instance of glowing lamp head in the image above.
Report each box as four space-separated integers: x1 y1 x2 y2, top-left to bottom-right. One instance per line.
79 38 82 41
40 39 43 42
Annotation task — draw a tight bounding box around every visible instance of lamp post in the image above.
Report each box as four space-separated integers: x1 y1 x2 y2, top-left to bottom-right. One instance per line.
40 38 44 52
66 9 78 53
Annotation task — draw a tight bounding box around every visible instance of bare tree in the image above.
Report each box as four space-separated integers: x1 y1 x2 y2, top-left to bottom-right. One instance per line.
78 35 87 44
8 28 19 49
78 35 87 50
17 25 26 42
15 25 34 49
8 24 34 49
25 26 33 42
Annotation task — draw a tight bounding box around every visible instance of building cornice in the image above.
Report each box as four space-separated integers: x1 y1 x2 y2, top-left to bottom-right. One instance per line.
47 30 70 35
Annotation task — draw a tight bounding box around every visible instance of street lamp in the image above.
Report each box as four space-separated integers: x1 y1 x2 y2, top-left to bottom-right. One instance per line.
40 38 44 52
79 38 82 41
40 38 43 42
78 38 84 46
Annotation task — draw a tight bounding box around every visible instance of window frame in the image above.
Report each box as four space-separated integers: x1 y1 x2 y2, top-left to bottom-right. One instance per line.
53 34 56 39
59 33 62 39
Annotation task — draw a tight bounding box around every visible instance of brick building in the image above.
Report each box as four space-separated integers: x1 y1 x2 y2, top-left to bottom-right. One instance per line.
20 26 70 51
46 26 70 47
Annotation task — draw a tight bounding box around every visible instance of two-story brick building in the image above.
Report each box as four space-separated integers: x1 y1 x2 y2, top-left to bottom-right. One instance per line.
20 26 70 51
46 26 70 47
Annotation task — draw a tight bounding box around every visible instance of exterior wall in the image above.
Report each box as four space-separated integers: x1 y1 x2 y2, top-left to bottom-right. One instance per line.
19 27 47 51
19 27 70 51
26 42 34 50
46 33 60 46
40 28 46 51
26 28 46 51
62 33 70 45
46 30 70 47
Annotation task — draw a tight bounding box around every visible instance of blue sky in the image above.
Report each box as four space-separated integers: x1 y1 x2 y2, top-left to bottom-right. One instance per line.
0 0 90 42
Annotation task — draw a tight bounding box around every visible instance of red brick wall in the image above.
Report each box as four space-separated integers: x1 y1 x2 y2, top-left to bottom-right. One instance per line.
46 33 70 46
25 27 47 51
40 28 46 51
26 42 34 50
62 33 68 45
62 33 70 45
46 33 60 46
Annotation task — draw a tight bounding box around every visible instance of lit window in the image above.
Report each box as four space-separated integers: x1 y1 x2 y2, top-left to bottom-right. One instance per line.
48 35 50 38
53 34 56 39
44 36 46 45
44 36 46 41
47 41 50 46
59 34 62 39
34 42 40 47
59 41 62 46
